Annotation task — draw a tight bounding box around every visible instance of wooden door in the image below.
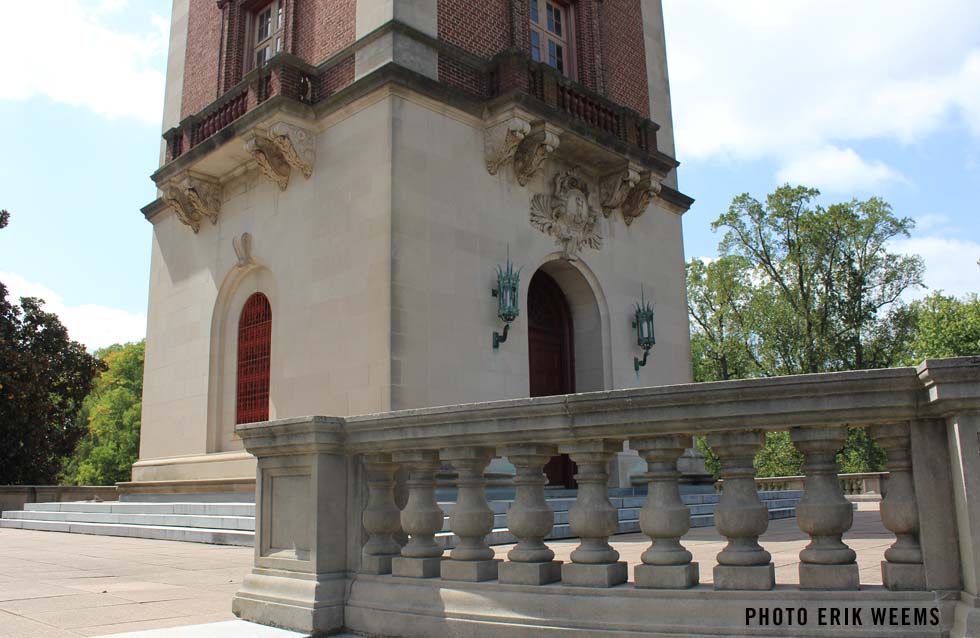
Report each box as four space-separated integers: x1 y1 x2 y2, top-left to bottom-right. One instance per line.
527 271 577 488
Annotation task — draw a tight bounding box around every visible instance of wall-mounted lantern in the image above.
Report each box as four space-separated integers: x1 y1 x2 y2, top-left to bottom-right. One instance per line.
632 287 655 371
492 251 521 350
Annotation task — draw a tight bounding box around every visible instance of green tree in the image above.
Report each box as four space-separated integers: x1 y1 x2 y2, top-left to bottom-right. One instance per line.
62 341 145 486
0 213 103 484
907 293 980 361
690 185 925 476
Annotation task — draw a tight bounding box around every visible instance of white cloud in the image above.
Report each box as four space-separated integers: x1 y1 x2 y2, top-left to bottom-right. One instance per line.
889 237 980 300
664 1 980 180
1 272 146 351
776 146 904 192
0 1 168 125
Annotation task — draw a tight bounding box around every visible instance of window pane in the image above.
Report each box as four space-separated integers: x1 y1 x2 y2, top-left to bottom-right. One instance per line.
556 43 564 73
548 40 556 69
277 0 284 28
547 5 555 33
531 31 541 62
257 8 272 41
530 0 539 23
256 45 269 67
553 5 562 37
276 36 283 53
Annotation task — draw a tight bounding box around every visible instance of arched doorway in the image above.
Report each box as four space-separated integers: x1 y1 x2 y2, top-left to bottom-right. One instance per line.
527 270 577 488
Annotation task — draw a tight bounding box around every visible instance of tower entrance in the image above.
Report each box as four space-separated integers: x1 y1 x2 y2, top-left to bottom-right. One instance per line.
527 270 578 488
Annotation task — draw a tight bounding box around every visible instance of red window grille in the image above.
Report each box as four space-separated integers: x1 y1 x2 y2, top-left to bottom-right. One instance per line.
236 293 272 425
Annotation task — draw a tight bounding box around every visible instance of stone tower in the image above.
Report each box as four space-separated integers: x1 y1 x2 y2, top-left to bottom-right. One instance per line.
133 0 695 494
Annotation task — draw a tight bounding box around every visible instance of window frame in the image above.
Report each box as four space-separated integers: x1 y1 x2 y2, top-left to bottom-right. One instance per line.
249 0 285 72
529 0 575 80
235 292 272 425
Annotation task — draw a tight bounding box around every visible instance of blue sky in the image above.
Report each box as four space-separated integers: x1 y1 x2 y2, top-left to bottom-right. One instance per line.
0 0 977 350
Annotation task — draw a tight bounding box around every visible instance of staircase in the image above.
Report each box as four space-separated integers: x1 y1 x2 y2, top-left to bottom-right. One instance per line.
0 490 802 547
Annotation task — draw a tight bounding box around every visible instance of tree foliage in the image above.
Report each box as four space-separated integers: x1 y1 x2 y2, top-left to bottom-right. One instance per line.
61 341 145 486
0 212 103 484
690 185 927 477
906 292 980 361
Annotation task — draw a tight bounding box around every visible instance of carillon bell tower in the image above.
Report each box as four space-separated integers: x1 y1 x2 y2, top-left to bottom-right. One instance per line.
134 0 696 494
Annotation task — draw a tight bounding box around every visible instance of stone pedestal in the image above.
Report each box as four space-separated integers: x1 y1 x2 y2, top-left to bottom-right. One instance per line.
392 556 444 578
441 559 501 582
232 417 348 635
498 560 563 585
714 564 776 590
562 562 629 587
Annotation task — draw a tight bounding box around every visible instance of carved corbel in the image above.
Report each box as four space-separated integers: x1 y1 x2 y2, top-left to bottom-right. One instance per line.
244 133 291 191
513 124 561 186
162 172 223 233
269 122 316 179
599 166 641 218
620 173 663 225
484 117 532 176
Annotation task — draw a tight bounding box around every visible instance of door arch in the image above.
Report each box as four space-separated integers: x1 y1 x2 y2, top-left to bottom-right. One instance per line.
527 270 577 488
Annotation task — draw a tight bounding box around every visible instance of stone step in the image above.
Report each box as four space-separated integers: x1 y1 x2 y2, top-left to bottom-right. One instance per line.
0 517 253 545
19 501 255 516
1 509 255 530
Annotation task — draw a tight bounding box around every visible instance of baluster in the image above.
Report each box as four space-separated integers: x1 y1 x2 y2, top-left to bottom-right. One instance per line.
791 427 859 589
498 444 562 585
706 431 775 590
360 453 403 574
391 450 444 578
559 440 627 587
440 447 499 581
870 423 925 590
631 435 699 588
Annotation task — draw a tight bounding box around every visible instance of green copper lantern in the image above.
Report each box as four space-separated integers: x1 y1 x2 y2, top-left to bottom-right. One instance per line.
492 251 521 349
632 287 655 371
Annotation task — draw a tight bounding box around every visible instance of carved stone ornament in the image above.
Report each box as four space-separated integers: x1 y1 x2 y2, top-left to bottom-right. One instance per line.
599 167 641 218
514 127 561 186
163 172 223 233
530 170 602 258
599 167 661 225
244 134 291 192
620 173 662 226
484 117 531 176
243 122 316 191
233 232 254 268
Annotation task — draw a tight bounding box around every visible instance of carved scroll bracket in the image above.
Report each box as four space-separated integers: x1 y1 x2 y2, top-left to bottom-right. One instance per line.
163 171 223 233
514 123 562 187
484 116 532 176
600 165 662 226
233 232 254 268
244 121 316 192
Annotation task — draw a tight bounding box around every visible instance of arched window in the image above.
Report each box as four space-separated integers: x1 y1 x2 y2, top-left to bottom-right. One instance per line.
236 293 272 424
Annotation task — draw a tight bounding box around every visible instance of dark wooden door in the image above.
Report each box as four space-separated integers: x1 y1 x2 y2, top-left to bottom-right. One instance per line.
527 271 577 488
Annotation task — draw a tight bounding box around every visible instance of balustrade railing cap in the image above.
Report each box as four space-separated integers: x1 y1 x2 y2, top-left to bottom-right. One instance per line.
917 357 980 412
236 415 345 456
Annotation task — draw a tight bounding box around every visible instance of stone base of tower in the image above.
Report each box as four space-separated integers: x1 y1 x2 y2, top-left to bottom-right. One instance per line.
122 451 257 501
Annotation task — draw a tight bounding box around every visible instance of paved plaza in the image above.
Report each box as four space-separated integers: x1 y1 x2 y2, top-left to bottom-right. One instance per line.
0 503 887 637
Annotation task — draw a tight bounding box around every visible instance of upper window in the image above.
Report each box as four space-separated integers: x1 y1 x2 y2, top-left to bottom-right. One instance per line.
530 0 570 76
252 1 285 69
236 293 272 425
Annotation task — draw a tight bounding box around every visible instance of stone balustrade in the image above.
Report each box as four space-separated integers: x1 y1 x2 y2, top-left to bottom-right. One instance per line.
231 358 980 637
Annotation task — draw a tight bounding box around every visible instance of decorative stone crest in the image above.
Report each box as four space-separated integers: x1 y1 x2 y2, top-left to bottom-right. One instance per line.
514 126 561 186
233 232 254 268
163 172 222 233
530 170 602 258
244 122 316 191
600 167 661 225
484 117 531 176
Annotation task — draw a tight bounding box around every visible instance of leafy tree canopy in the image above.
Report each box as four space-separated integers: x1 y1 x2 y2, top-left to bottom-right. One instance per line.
906 292 980 362
0 212 103 484
61 341 145 486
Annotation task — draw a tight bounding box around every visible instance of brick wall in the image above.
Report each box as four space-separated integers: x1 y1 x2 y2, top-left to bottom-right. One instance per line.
600 0 649 117
294 0 356 64
181 0 222 120
438 0 511 58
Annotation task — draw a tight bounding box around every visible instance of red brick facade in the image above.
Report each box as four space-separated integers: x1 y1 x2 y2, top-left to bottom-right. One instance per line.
601 0 650 117
178 0 650 123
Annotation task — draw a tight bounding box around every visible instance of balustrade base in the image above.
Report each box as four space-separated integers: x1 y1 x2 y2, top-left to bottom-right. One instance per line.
498 560 563 585
882 561 926 591
799 562 859 590
713 563 775 591
392 556 444 579
360 554 397 575
561 562 628 588
634 562 699 589
232 570 346 635
442 559 501 582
